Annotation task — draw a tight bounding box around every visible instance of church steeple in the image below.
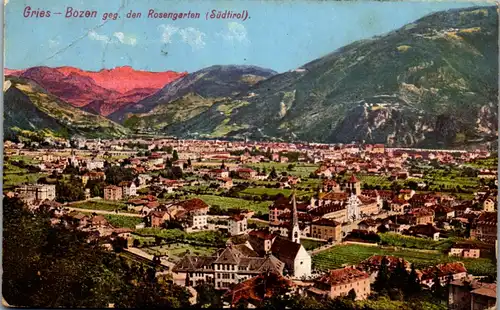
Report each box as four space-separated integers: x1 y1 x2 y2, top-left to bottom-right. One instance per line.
289 189 300 244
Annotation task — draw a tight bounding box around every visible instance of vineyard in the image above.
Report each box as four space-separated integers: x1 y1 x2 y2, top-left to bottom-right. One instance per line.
103 214 143 229
71 200 130 212
142 243 218 261
134 228 228 246
195 195 272 214
379 233 457 251
239 187 311 198
301 239 327 251
312 244 496 277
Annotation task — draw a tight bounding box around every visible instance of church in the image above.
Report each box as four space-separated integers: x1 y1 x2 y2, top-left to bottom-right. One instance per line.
268 175 382 240
173 192 312 288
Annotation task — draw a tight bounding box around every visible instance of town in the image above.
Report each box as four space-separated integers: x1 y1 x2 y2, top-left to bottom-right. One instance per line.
3 137 497 309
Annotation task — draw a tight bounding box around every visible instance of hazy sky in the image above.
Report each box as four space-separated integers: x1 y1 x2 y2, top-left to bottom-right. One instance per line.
5 0 492 73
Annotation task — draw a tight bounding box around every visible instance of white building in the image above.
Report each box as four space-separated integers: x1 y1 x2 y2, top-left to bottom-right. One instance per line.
173 193 312 286
228 214 248 236
119 181 137 198
16 184 56 204
347 194 361 222
86 160 105 170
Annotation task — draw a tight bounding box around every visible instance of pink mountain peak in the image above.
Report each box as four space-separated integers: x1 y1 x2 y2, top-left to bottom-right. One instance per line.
54 66 187 93
5 65 187 114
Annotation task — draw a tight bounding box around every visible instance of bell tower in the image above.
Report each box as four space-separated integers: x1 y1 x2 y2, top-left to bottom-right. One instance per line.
346 174 361 196
289 190 301 244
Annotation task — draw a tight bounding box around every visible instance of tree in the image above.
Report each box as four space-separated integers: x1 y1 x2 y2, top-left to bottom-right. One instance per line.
288 294 325 309
3 196 191 308
347 288 357 301
111 236 128 252
105 166 135 185
374 256 389 294
432 270 444 300
132 239 140 247
62 165 79 175
221 160 226 170
389 259 409 290
172 150 179 161
56 181 85 203
287 164 295 171
382 200 390 211
86 179 105 198
406 180 419 191
390 181 402 192
164 145 173 154
195 283 222 308
187 158 192 167
269 167 278 179
115 280 191 308
324 297 356 310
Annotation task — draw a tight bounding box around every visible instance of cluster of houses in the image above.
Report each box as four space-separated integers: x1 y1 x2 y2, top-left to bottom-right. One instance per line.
267 175 383 242
219 253 496 308
264 175 497 256
172 193 312 288
4 139 497 309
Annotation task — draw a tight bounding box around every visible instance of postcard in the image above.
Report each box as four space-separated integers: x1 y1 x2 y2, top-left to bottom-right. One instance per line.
2 0 498 309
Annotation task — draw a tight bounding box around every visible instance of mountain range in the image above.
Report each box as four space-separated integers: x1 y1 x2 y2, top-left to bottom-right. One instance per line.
5 66 186 116
4 6 498 148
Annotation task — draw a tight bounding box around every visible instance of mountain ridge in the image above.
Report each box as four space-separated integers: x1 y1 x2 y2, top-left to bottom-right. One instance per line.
5 66 186 116
159 6 498 148
3 76 129 141
110 64 277 123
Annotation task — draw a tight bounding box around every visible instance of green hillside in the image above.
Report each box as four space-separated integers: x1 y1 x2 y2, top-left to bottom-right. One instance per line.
4 77 129 140
163 6 498 148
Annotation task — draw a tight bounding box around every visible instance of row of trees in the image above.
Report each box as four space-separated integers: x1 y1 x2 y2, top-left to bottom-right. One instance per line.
372 256 449 303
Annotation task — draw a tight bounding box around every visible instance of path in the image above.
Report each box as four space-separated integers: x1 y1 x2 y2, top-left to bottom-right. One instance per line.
309 242 338 255
247 218 269 224
124 247 188 287
65 207 142 217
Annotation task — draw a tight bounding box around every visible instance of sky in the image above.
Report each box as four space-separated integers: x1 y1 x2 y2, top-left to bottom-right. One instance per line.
4 0 493 73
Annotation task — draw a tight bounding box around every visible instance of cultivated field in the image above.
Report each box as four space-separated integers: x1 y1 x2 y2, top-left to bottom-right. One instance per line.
312 244 496 277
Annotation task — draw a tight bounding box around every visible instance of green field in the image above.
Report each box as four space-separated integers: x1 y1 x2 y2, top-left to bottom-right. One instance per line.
356 296 446 310
244 162 318 178
142 243 218 261
379 233 457 251
195 195 272 214
355 175 394 187
239 187 311 198
6 155 41 165
463 157 498 169
71 200 131 212
4 162 29 174
248 219 269 228
301 239 327 251
312 244 496 277
103 214 143 229
134 229 227 246
352 170 481 196
3 172 48 190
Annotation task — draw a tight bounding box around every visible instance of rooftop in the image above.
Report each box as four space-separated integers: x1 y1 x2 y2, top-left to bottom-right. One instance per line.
317 267 369 286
